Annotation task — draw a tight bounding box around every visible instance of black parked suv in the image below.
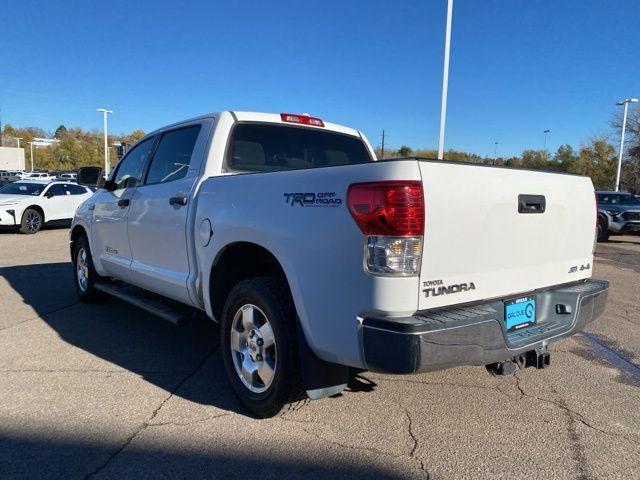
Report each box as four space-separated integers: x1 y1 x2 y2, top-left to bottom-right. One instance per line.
596 190 640 241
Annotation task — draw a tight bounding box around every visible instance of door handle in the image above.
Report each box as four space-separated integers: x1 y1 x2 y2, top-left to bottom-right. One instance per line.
117 198 130 208
518 194 545 214
169 195 188 206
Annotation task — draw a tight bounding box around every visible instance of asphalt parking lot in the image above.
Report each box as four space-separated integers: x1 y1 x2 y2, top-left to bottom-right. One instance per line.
0 228 638 479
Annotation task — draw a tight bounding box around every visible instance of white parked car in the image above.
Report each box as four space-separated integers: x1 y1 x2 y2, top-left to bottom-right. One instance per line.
59 173 78 182
0 180 93 234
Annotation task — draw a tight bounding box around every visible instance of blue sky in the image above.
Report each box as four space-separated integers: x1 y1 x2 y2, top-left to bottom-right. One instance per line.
1 0 638 157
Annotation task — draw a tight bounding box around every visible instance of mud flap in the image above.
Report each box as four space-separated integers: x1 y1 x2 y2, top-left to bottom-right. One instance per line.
297 319 349 400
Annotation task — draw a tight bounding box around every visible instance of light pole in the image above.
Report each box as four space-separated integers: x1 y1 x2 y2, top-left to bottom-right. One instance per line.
15 137 23 148
29 142 34 171
543 129 550 151
493 141 499 165
97 108 114 177
437 0 454 160
615 98 638 191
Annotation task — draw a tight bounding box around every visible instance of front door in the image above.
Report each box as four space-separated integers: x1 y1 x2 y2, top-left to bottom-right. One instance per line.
127 125 202 304
91 136 155 282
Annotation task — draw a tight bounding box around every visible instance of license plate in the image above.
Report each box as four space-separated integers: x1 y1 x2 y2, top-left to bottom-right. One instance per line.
504 297 536 332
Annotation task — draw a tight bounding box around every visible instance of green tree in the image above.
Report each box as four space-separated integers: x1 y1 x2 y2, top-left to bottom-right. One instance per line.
398 146 413 157
54 125 68 139
576 138 617 189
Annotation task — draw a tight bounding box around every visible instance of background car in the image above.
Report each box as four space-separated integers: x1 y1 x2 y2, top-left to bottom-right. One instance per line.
596 190 640 241
0 179 93 234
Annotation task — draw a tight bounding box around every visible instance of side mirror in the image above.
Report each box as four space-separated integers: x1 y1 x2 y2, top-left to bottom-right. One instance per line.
45 192 54 199
104 180 117 192
77 167 103 188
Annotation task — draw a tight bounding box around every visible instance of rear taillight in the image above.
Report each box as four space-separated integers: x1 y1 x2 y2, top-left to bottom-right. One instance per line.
347 181 424 276
347 181 424 236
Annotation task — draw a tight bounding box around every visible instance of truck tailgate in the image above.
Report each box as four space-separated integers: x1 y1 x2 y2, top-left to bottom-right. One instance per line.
417 162 596 310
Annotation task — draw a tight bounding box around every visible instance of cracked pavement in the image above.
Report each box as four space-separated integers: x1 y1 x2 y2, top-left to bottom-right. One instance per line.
0 228 639 479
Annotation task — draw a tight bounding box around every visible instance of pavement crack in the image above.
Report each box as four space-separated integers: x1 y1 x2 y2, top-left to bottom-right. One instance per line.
516 382 640 448
148 413 231 428
83 345 218 479
405 409 419 457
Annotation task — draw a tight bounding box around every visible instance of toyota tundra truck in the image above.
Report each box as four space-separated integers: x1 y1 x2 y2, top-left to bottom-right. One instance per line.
70 111 608 417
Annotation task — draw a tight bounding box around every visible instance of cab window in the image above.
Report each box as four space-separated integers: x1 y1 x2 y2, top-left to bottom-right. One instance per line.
112 137 155 189
145 126 200 185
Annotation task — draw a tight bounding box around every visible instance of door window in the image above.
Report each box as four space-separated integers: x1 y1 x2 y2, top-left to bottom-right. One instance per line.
145 126 200 185
112 137 155 189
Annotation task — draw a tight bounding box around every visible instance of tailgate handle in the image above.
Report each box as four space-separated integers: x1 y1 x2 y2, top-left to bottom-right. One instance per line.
518 194 546 214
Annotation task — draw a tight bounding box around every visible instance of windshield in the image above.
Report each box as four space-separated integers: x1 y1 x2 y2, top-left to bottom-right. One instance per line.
0 182 46 196
228 124 372 172
597 193 640 205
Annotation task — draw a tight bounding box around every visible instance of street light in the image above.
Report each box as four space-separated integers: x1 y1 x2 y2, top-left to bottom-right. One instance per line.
437 0 454 160
615 98 639 191
28 142 34 172
493 141 498 165
15 137 23 148
97 108 114 177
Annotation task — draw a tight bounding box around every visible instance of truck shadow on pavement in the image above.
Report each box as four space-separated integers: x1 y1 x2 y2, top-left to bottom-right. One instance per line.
1 261 250 415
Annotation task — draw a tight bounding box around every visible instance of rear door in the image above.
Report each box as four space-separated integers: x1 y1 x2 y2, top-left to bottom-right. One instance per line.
127 123 204 304
91 136 155 282
417 162 596 310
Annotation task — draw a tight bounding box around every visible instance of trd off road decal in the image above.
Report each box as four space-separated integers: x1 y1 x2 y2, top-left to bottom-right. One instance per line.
284 192 342 207
423 279 476 298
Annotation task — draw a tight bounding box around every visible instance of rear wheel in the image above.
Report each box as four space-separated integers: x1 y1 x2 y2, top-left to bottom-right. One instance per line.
221 277 304 418
597 217 610 242
72 236 105 302
19 208 43 234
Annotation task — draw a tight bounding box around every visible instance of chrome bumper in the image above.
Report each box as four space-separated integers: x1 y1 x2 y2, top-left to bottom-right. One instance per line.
362 279 609 374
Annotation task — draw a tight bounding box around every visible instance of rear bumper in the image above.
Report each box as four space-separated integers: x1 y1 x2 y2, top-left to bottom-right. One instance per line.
362 279 609 374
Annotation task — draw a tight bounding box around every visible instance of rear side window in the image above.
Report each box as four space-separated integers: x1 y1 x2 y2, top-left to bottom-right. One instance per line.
228 124 372 172
145 126 201 185
113 137 155 189
67 184 88 195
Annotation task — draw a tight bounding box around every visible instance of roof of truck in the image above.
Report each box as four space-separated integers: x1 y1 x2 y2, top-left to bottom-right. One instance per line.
145 111 362 138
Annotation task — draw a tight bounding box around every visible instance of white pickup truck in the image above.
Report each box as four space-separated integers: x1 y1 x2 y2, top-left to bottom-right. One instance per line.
71 111 608 417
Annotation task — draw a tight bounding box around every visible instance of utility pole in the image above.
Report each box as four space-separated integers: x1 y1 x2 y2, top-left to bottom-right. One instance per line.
437 0 454 160
615 98 638 191
380 130 386 159
97 108 114 177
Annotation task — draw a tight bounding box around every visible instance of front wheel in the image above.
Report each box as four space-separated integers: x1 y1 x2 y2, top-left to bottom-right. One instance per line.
19 208 43 234
72 236 105 302
221 277 304 418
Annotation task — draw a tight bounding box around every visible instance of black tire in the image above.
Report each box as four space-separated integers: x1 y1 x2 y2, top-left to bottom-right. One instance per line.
220 277 304 418
72 235 105 302
597 217 610 242
19 208 43 234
